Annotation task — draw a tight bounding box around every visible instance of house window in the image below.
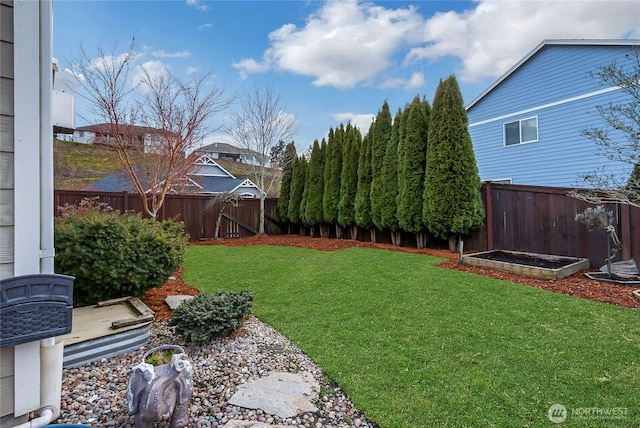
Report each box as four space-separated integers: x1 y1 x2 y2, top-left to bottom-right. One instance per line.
504 116 538 146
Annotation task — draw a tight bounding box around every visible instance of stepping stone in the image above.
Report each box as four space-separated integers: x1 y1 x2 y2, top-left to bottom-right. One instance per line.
228 371 319 418
164 295 195 310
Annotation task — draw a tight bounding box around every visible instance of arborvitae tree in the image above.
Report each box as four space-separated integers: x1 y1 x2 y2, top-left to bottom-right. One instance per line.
303 140 325 234
395 107 408 210
378 111 401 244
355 122 374 232
337 123 362 238
277 142 297 226
323 125 344 236
370 101 393 237
287 155 307 230
299 154 311 232
398 95 430 247
423 75 484 251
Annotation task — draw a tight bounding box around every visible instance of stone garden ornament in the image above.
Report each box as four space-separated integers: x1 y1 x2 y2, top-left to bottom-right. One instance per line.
126 345 194 427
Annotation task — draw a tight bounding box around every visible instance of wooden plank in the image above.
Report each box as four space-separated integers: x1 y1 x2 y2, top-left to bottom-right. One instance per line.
127 297 153 316
223 212 258 235
111 313 154 329
96 296 131 307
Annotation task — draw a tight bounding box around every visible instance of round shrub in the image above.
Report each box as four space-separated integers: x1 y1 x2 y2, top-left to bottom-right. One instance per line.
169 291 253 343
55 210 188 306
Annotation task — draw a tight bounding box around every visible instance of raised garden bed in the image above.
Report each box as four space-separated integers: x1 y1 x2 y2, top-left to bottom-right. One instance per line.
460 250 590 280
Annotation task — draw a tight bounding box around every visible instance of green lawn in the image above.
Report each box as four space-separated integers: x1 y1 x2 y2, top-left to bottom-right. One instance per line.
183 245 640 427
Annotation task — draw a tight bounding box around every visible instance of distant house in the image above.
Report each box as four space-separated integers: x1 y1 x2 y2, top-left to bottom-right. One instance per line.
196 142 270 167
84 154 263 198
73 123 171 153
466 39 639 188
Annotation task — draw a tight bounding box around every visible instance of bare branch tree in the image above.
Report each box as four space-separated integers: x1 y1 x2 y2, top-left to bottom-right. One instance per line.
226 86 297 233
68 40 234 219
204 192 240 239
568 47 640 208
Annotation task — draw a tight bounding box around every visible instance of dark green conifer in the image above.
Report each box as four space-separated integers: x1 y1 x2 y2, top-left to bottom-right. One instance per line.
398 96 429 236
355 123 374 230
303 140 325 229
370 101 392 231
323 125 343 227
338 123 362 235
378 111 401 239
277 142 297 223
423 75 484 250
287 155 307 226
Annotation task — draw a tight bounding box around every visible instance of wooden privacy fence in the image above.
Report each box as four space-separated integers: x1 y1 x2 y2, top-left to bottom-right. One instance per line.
464 183 639 268
54 190 283 240
55 185 638 268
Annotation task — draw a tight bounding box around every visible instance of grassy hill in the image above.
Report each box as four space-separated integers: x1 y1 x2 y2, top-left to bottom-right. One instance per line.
54 139 281 196
54 140 123 190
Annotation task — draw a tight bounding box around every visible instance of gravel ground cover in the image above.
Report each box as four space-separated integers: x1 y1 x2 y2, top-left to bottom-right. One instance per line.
58 316 376 427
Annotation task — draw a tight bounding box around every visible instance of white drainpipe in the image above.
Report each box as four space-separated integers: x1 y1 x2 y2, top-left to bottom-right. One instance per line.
15 2 64 427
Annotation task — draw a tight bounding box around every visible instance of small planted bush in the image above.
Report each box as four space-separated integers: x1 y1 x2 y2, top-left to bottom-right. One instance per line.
169 291 253 343
55 205 188 306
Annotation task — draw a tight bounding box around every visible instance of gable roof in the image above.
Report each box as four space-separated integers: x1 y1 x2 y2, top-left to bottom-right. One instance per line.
197 141 263 158
466 39 640 110
188 176 258 194
84 156 263 196
82 167 145 193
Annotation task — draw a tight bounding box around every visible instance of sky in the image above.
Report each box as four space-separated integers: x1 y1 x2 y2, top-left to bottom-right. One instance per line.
52 0 640 153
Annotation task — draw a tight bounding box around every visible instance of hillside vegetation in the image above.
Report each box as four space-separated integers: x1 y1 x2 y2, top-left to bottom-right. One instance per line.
54 140 122 190
54 139 281 196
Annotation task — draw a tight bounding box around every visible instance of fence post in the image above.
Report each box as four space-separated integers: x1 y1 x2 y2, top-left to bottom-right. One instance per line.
485 182 493 251
620 203 631 260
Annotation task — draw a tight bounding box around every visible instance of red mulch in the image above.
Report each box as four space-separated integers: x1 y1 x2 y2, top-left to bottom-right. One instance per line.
141 234 640 321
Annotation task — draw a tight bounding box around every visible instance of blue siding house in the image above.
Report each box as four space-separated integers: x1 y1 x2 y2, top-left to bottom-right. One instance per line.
84 154 263 198
466 39 639 188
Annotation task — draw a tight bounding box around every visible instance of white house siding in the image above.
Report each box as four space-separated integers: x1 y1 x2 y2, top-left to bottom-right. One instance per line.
1 1 56 426
468 42 637 187
0 2 17 421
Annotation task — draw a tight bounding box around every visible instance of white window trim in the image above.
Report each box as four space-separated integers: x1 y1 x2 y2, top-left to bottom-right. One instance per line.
503 116 538 147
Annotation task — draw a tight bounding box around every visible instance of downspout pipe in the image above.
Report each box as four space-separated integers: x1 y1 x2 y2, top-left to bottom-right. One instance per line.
18 2 65 427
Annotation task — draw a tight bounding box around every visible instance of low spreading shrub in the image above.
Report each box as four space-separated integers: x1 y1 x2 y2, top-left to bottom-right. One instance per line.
55 203 188 306
169 291 253 343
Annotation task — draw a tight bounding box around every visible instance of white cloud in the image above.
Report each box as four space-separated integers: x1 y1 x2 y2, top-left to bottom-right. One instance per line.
234 0 424 88
186 0 207 12
54 67 84 93
133 60 170 90
233 0 639 88
198 23 213 30
232 58 270 80
331 112 375 134
186 66 200 75
408 0 640 82
380 72 425 90
152 50 192 59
